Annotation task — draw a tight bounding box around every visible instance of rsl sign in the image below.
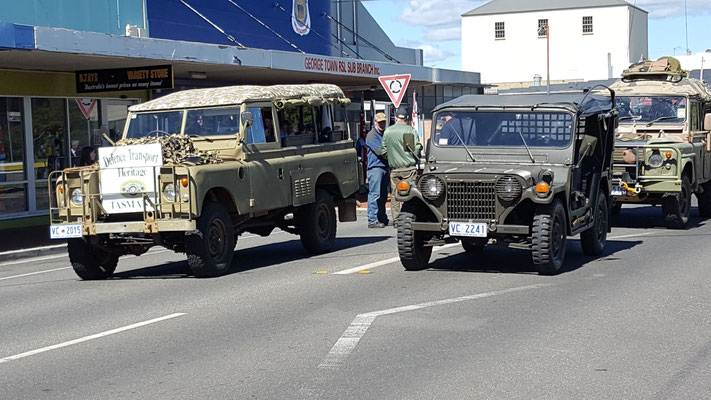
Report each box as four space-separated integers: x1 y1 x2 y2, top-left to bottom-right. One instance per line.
292 0 311 36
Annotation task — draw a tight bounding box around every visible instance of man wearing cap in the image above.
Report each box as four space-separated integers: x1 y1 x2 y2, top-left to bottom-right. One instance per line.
364 112 390 228
381 104 422 225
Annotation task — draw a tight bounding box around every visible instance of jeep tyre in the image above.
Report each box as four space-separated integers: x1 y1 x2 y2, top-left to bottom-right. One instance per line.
580 192 608 256
68 238 119 280
663 175 691 229
397 212 432 270
531 200 567 275
696 180 711 218
298 190 337 254
186 203 235 278
461 238 487 253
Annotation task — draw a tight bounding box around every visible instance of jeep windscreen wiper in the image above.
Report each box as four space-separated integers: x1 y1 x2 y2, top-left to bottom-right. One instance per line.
450 127 476 162
516 129 536 164
619 115 642 121
645 116 679 127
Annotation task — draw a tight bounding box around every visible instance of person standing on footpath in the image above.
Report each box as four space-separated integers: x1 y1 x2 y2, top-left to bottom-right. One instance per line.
364 112 390 228
381 105 422 226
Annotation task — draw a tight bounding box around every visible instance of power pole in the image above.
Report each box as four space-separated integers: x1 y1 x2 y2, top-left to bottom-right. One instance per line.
547 25 550 95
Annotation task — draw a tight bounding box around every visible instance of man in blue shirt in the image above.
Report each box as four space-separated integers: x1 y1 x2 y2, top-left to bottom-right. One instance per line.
365 112 390 228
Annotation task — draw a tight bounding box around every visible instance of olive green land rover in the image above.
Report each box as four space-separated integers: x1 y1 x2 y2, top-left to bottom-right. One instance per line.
610 57 711 228
49 84 361 279
394 92 617 274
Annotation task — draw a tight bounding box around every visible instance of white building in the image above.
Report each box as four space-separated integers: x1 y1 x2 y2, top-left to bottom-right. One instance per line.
462 0 648 84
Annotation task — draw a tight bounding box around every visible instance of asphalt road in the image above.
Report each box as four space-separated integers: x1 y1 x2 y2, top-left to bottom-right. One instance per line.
2 204 711 399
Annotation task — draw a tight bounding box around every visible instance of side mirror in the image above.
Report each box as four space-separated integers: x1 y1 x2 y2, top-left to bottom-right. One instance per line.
241 111 254 128
704 113 711 131
403 133 415 152
578 134 598 158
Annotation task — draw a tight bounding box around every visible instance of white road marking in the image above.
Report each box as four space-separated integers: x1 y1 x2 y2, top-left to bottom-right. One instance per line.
0 254 68 267
0 313 186 364
333 243 459 275
608 231 660 240
0 267 71 282
318 283 551 369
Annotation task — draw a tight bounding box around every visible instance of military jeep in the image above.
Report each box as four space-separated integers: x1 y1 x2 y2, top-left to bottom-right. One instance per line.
394 92 617 274
609 58 711 228
49 84 361 279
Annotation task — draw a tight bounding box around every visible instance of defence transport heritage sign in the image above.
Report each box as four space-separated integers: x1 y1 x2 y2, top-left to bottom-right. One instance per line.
98 143 163 214
76 65 174 94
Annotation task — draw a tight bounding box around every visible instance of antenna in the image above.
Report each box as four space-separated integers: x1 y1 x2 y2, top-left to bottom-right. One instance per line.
685 0 690 56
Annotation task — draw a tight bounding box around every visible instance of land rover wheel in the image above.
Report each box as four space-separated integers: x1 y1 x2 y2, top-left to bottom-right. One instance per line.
298 190 337 254
531 200 567 275
461 238 487 253
68 238 119 280
186 203 235 278
662 175 691 229
580 192 608 256
397 212 432 270
696 180 711 218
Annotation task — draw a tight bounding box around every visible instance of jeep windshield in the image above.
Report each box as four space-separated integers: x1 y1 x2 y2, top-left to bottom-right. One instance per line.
616 96 686 124
433 111 574 148
126 111 184 139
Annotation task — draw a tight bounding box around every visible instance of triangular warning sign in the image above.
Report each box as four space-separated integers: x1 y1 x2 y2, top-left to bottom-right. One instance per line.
378 74 411 109
75 98 97 120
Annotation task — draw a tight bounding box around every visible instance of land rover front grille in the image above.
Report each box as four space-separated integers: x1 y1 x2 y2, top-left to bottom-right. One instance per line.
613 147 643 180
446 181 496 220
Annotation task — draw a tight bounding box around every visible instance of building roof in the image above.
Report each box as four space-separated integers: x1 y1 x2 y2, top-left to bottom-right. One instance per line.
463 0 647 17
433 92 615 117
130 84 348 112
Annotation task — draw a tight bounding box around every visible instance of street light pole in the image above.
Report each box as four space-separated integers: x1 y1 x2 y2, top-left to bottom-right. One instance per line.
547 25 550 95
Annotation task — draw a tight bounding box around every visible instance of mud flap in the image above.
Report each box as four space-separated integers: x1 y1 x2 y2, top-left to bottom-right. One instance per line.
337 198 357 222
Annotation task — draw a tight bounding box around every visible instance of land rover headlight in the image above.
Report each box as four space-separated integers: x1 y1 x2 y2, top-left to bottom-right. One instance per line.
70 188 83 206
648 152 664 168
163 183 176 202
419 175 445 200
496 175 522 201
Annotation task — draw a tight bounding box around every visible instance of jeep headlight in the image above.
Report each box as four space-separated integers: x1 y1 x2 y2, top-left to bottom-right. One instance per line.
418 175 445 200
70 188 83 206
163 183 176 202
648 152 664 168
496 175 522 201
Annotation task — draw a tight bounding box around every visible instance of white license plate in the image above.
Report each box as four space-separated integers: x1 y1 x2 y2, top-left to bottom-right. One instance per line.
50 224 83 239
449 222 488 237
611 185 626 196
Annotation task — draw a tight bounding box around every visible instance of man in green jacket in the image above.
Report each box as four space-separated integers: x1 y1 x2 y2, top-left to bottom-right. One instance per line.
381 105 422 224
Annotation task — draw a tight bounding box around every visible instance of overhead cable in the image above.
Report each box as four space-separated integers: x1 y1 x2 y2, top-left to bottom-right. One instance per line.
272 2 362 59
322 12 401 64
226 0 306 54
178 0 247 49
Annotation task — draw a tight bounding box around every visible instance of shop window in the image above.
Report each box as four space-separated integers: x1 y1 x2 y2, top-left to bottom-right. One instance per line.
494 22 505 39
0 97 27 214
106 102 131 143
69 98 101 167
32 98 68 211
0 183 27 214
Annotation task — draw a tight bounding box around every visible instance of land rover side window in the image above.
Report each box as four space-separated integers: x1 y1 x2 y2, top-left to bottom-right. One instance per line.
244 107 277 144
185 107 240 137
126 111 183 139
616 96 686 124
433 111 573 148
278 105 316 138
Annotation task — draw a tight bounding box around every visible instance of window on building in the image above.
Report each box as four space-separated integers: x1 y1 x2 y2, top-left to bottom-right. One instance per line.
582 16 593 34
494 22 505 39
537 19 548 37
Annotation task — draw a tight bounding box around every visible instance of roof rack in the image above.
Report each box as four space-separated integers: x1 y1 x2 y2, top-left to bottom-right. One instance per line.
621 57 688 83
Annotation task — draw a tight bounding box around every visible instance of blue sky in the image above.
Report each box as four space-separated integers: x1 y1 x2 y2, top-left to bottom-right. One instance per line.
362 0 711 70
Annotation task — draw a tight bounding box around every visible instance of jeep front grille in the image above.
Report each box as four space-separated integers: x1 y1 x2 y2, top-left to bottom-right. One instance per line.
446 181 496 220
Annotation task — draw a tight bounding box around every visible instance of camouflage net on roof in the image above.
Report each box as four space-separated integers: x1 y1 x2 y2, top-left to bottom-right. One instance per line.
116 134 222 165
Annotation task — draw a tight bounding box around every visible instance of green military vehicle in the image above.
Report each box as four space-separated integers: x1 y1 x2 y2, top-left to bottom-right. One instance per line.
394 92 617 274
610 57 711 228
49 84 361 279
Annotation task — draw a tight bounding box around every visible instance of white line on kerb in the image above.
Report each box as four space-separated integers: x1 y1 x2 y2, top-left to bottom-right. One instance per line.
333 243 460 275
318 283 550 369
0 313 186 364
608 231 659 240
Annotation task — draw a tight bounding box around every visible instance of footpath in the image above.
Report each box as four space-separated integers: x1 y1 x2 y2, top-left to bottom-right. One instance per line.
0 200 390 263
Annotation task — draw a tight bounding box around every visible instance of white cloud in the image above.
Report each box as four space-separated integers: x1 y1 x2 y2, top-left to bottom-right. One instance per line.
635 0 710 18
399 0 485 27
426 26 462 41
420 44 454 63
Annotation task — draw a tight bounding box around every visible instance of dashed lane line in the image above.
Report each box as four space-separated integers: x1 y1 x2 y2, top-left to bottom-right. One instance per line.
333 243 459 275
318 283 552 369
0 313 186 364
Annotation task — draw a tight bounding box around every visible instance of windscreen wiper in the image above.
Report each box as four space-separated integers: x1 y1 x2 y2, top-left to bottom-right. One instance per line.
517 130 535 164
619 115 642 121
645 116 678 127
450 128 476 162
